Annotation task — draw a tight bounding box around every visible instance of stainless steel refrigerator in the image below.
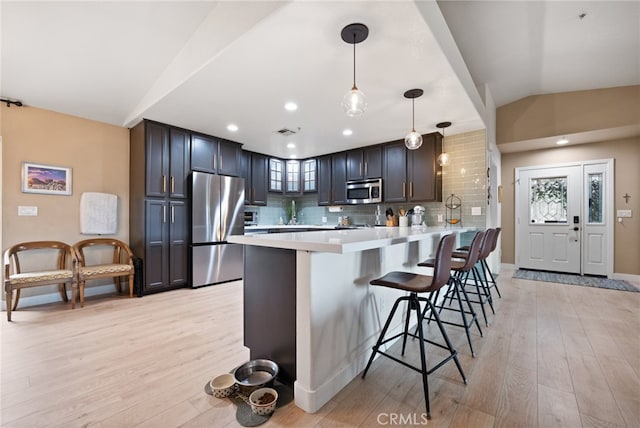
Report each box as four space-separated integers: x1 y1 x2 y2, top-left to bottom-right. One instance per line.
191 171 244 287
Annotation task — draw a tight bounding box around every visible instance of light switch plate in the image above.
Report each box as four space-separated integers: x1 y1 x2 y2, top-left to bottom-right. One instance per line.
617 209 632 218
471 207 482 216
18 206 38 216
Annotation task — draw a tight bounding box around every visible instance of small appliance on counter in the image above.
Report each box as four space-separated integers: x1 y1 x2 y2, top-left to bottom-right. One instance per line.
244 210 258 226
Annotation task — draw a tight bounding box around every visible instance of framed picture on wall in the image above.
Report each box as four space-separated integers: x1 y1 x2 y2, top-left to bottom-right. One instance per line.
21 162 72 196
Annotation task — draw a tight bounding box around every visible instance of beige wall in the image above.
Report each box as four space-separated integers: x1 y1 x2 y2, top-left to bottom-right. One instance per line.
2 105 130 299
501 137 640 275
497 85 640 144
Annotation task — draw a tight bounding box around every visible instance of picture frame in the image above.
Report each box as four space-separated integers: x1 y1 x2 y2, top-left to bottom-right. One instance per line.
21 162 72 196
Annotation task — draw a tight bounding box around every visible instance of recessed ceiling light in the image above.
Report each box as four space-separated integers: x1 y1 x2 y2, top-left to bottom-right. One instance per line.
287 142 296 149
290 154 297 159
227 124 238 132
284 102 298 111
556 137 569 145
342 129 353 136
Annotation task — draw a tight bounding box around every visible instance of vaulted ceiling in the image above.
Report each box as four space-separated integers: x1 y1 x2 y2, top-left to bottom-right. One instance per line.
2 1 638 158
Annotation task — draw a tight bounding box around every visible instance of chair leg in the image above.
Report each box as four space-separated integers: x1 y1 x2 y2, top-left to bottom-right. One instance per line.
425 298 467 384
452 279 475 357
413 294 431 419
457 276 483 338
475 264 495 314
401 299 413 356
469 267 489 326
58 282 69 302
6 289 13 321
12 289 21 311
79 280 86 308
128 273 134 298
482 259 501 298
362 296 408 378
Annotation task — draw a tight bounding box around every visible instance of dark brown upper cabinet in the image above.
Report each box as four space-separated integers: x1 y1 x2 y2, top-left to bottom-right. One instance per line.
143 121 190 199
241 151 268 206
346 146 382 181
317 155 332 206
382 133 442 203
191 133 241 177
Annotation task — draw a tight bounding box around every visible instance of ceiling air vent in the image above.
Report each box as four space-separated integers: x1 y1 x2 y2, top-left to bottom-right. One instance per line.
276 128 297 136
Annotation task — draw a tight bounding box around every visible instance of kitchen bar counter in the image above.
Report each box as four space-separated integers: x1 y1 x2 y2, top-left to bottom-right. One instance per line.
230 226 472 413
232 226 468 253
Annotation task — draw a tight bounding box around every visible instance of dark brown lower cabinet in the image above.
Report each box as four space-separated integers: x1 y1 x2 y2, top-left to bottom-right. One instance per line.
141 199 189 294
243 245 296 385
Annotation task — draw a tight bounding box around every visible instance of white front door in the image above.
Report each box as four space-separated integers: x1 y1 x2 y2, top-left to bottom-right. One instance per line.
517 165 582 273
515 160 613 276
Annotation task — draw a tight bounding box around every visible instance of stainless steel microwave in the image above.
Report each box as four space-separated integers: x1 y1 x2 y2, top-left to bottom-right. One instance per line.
346 178 382 204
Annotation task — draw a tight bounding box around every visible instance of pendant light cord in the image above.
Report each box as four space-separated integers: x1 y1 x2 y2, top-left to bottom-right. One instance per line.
352 35 357 90
411 99 416 132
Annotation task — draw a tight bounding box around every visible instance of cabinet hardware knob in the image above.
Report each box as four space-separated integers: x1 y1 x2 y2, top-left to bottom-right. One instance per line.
162 176 167 193
402 182 406 198
410 182 413 198
171 176 175 193
163 206 166 224
171 206 175 223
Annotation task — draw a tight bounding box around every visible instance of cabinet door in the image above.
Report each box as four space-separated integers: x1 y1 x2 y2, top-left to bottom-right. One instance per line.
251 153 268 205
191 134 217 173
240 151 252 205
269 158 283 192
145 122 169 197
364 146 382 179
346 150 364 181
383 141 407 203
218 140 241 176
169 200 189 286
302 159 317 193
331 152 347 204
169 128 190 198
408 134 442 202
285 160 301 195
317 155 331 206
145 199 169 291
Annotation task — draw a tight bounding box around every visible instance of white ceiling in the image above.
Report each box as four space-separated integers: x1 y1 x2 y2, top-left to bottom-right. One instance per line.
2 1 638 158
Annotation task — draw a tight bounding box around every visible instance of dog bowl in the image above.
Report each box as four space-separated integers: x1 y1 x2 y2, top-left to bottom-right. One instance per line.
249 387 278 416
233 359 279 395
209 373 237 398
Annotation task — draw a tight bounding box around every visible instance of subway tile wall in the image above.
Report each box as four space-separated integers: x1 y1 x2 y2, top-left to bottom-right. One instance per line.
248 129 487 229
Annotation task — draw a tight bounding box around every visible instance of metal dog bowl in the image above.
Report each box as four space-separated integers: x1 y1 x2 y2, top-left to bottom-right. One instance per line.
233 359 279 395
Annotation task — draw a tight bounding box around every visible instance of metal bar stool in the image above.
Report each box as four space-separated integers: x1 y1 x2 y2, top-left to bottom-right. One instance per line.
417 230 485 356
450 229 496 324
361 234 467 420
478 227 502 298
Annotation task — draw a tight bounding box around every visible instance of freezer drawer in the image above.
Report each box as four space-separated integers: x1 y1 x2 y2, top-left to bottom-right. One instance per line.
192 243 243 287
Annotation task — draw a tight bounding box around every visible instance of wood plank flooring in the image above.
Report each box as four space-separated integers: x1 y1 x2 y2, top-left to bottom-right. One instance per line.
1 266 639 427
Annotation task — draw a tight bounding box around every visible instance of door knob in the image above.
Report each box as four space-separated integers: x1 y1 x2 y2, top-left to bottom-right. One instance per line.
573 227 579 231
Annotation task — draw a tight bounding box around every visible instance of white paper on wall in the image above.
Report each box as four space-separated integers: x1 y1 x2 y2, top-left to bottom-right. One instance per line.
80 192 118 234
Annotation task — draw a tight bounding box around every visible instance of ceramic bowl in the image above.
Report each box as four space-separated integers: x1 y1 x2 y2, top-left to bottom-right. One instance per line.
248 387 278 416
233 359 279 395
209 373 237 398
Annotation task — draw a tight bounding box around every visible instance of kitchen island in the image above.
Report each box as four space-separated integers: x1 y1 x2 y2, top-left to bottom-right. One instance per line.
229 226 472 413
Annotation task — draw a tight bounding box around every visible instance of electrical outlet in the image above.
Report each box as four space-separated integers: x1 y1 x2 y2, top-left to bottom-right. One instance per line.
18 206 38 216
322 216 327 223
472 207 482 216
437 214 443 222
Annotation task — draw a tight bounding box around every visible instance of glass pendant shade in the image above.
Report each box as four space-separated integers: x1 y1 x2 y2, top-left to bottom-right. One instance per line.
343 86 367 117
405 130 423 150
437 152 450 166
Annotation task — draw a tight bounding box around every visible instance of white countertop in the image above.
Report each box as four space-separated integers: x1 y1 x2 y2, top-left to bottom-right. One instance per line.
230 226 473 253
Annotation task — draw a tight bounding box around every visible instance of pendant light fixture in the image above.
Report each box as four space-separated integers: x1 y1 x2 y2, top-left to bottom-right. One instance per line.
404 88 424 150
436 121 452 166
341 23 368 117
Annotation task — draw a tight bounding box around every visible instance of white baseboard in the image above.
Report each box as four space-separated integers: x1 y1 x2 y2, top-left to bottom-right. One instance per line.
1 283 118 312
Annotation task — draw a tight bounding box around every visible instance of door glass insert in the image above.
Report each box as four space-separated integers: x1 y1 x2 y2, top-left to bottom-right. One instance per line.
588 172 603 224
529 176 567 224
303 159 316 192
286 160 300 192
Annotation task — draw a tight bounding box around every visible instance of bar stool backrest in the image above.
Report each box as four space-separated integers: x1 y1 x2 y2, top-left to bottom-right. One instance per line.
490 227 502 253
429 233 456 292
478 228 497 260
458 230 485 271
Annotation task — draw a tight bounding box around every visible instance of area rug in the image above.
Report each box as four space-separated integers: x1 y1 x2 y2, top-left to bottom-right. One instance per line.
513 269 639 292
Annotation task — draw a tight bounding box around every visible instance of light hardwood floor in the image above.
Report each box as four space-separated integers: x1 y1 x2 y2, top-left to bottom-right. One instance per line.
1 266 639 427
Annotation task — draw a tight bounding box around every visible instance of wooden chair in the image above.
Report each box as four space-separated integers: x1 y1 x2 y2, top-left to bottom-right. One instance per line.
4 241 78 321
72 238 134 307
